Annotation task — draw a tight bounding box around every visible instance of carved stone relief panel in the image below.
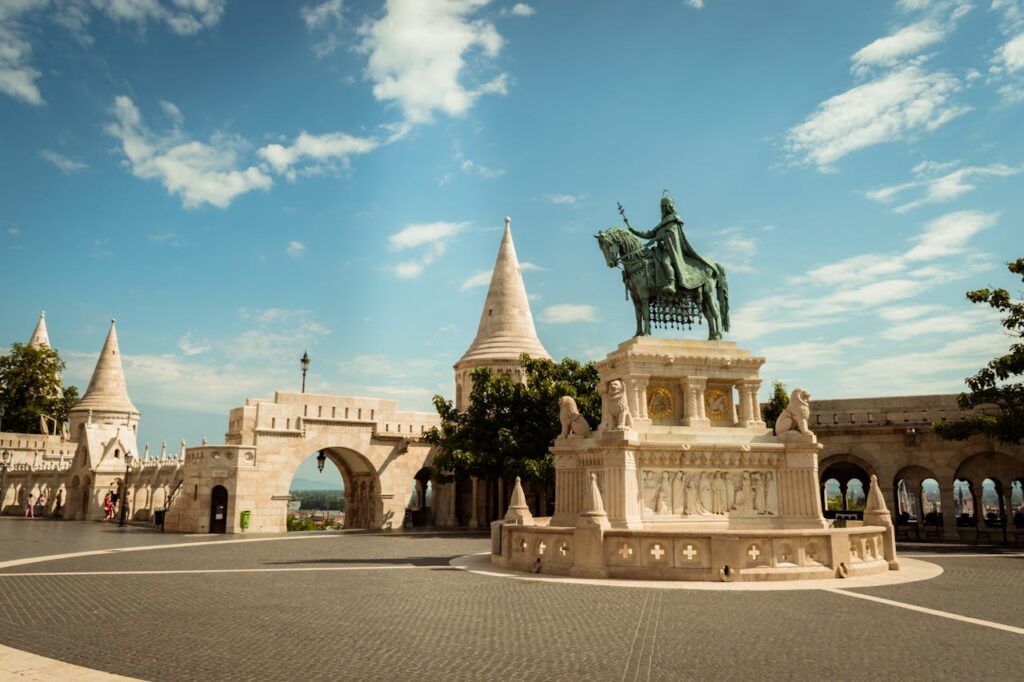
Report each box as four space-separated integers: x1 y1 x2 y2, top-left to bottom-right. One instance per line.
640 467 779 518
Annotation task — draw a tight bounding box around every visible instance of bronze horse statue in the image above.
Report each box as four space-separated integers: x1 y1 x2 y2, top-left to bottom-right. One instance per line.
595 227 730 339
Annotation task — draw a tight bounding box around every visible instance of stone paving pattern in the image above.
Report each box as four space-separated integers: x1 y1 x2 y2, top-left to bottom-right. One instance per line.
0 520 1022 681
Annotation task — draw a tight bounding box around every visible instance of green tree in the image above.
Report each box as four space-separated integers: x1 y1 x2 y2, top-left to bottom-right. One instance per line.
762 380 789 432
425 354 601 486
0 342 79 434
935 258 1024 445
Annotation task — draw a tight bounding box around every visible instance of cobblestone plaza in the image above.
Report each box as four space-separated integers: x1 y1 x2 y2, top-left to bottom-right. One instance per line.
1 518 1022 681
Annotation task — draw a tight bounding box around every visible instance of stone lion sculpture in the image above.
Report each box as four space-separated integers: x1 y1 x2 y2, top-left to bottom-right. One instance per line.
606 379 633 430
559 396 592 439
774 388 812 436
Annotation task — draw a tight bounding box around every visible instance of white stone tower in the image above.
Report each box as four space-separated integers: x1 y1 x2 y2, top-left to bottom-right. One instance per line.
66 320 141 520
28 311 50 348
454 217 550 410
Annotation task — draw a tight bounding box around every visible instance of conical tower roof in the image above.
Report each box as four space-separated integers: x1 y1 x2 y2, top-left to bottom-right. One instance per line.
29 311 50 348
457 218 550 365
73 320 139 415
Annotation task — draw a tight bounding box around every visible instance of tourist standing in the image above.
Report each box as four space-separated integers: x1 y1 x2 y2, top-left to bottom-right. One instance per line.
24 494 34 518
103 492 113 520
36 493 46 518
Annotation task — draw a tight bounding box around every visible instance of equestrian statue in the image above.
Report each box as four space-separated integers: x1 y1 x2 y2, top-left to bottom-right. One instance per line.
595 191 730 340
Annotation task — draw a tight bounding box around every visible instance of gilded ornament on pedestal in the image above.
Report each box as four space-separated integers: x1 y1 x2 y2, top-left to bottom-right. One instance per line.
704 389 728 421
647 386 673 419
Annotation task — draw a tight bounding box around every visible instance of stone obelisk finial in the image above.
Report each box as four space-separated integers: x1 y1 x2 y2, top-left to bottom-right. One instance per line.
29 310 50 348
504 476 534 525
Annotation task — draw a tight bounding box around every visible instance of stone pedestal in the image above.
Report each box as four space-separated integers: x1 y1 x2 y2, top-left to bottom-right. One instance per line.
494 337 897 582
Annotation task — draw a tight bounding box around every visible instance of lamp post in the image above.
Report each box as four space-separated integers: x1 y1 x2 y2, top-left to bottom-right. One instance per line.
0 450 11 516
301 351 310 393
316 450 326 473
118 450 133 527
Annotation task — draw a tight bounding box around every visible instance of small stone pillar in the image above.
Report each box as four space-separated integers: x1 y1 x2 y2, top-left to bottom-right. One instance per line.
681 376 710 427
863 474 900 570
571 473 610 578
469 476 480 529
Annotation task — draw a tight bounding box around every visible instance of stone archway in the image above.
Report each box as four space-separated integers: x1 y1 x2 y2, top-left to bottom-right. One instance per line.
820 455 876 520
955 450 1024 541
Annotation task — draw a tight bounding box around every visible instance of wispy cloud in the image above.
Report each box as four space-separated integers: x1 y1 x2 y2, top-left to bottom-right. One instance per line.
785 66 968 170
106 96 273 209
286 241 305 258
388 221 468 278
259 131 381 181
177 332 211 356
39 149 88 174
358 0 509 124
785 3 972 170
540 304 598 324
548 193 585 205
0 3 47 106
733 210 998 339
866 162 1020 212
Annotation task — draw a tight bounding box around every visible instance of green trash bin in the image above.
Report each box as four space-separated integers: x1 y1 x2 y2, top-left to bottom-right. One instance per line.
240 510 252 530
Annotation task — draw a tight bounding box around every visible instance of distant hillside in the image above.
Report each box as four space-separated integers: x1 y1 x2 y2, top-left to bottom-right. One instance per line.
291 477 345 492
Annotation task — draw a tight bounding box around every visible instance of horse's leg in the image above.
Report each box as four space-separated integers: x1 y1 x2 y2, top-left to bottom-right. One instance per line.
634 296 643 337
703 282 722 340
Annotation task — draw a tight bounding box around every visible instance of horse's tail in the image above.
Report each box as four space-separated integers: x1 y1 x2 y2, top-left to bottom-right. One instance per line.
715 263 730 332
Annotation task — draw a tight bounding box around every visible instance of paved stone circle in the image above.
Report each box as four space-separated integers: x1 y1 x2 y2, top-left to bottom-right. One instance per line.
0 519 1022 681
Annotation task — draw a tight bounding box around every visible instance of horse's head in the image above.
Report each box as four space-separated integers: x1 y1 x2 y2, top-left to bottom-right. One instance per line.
594 229 621 268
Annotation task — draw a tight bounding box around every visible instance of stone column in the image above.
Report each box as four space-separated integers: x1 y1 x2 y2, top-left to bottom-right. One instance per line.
938 480 959 541
681 376 710 428
469 476 480 529
737 380 765 428
603 449 643 529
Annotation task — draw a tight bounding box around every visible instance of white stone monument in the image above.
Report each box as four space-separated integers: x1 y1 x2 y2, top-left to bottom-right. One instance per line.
493 337 900 581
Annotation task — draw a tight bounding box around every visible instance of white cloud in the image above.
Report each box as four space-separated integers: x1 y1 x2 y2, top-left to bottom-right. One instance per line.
835 333 1009 396
758 338 862 373
736 209 998 340
359 0 509 124
106 95 273 209
0 10 45 106
39 149 88 174
259 131 379 180
459 157 505 178
337 354 438 380
785 66 968 170
509 3 535 16
286 241 305 258
301 0 344 29
706 227 757 273
540 304 598 324
904 210 998 261
460 269 492 290
850 21 946 76
234 307 330 361
177 332 211 356
549 193 584 205
388 220 468 278
7 227 21 236
877 304 944 321
686 0 705 8
96 0 227 36
866 163 1021 212
880 307 999 341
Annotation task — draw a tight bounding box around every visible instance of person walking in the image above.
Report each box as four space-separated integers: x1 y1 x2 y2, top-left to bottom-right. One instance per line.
36 493 46 518
24 494 34 518
103 492 113 521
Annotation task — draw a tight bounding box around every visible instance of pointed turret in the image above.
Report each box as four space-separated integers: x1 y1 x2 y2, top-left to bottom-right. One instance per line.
454 217 550 409
72 320 139 417
28 311 50 348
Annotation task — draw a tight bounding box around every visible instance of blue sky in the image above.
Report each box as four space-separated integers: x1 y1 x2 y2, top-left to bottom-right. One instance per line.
2 0 1023 483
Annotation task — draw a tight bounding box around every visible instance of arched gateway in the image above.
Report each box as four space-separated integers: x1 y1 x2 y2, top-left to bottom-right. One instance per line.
162 392 438 534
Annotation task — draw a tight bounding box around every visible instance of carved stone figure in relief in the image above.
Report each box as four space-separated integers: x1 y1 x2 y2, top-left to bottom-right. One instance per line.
711 471 728 514
764 471 774 515
683 474 708 515
606 379 633 430
558 396 592 439
655 473 671 514
774 388 813 436
698 472 712 511
751 472 765 513
672 472 685 515
732 471 754 512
